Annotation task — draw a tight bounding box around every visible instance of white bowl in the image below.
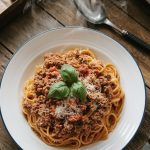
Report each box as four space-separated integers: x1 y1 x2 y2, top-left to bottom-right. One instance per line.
0 27 146 150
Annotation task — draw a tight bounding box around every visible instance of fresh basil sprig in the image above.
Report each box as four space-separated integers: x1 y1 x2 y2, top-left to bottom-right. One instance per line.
48 81 70 99
60 64 78 86
48 64 87 102
71 81 87 102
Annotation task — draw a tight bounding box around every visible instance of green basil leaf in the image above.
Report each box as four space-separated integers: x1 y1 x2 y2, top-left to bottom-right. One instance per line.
60 64 78 85
71 81 87 102
48 81 70 99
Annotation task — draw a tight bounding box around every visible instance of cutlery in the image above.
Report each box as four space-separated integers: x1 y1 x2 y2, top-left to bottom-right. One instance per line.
74 0 150 51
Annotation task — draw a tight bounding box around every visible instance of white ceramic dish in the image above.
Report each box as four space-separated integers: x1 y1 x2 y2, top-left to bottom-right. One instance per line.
0 27 146 150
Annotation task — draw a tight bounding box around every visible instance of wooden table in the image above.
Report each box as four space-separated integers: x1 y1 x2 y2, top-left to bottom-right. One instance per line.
0 0 150 150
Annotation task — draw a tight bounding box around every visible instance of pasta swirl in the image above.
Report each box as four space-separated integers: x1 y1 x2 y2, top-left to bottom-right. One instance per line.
21 48 124 148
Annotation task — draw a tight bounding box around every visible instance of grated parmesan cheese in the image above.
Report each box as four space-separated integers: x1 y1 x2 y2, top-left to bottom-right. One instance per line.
83 77 95 91
55 102 77 118
55 105 65 115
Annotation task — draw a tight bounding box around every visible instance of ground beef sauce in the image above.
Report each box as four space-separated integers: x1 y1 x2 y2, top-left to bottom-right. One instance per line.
24 49 114 136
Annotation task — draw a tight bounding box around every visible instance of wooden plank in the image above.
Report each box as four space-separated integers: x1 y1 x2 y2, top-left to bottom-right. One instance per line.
111 0 150 31
0 66 4 83
0 44 12 68
0 4 62 53
0 44 18 149
0 44 12 83
37 0 87 26
38 0 150 87
0 117 18 150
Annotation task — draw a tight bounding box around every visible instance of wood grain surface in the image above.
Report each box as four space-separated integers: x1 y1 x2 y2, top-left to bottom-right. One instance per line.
0 44 12 82
0 5 62 53
0 117 19 150
111 0 150 31
0 1 150 150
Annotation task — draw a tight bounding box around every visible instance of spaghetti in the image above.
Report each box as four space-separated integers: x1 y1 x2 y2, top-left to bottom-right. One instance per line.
22 48 124 148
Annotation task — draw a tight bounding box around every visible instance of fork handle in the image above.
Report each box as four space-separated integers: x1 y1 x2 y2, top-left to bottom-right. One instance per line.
104 19 150 51
122 30 150 51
